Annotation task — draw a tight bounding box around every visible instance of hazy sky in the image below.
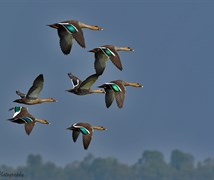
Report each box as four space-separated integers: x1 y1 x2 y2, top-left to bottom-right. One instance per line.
0 0 214 166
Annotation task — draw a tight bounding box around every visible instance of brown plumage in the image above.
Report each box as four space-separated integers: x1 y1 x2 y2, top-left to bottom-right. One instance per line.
67 122 106 150
66 73 105 95
99 80 143 108
14 74 57 105
8 106 49 135
89 45 134 75
48 20 103 55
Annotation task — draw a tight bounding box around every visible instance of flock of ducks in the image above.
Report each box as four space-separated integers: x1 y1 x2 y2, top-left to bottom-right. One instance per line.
9 20 143 150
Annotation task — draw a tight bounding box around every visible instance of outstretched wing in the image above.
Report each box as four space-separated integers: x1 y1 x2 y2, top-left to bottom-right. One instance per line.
72 130 80 142
82 134 92 150
79 74 99 90
101 46 123 71
25 122 35 135
105 89 115 108
107 48 123 71
12 107 32 119
94 50 108 75
69 22 85 48
67 73 82 88
114 91 125 108
26 74 44 99
57 26 73 55
16 90 26 98
110 81 125 108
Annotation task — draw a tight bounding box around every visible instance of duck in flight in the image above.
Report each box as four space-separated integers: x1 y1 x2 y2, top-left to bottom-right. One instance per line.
48 20 103 55
14 74 56 105
66 73 105 95
89 45 134 75
67 122 106 150
99 80 143 108
8 106 50 135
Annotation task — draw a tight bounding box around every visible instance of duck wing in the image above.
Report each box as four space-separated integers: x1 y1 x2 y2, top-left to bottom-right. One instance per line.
69 22 86 48
108 48 123 71
57 26 73 55
111 81 125 108
67 73 82 88
105 89 115 108
114 91 125 108
16 90 26 98
79 74 99 90
82 134 92 150
94 51 108 75
26 74 44 99
12 107 31 119
25 122 35 135
72 130 80 142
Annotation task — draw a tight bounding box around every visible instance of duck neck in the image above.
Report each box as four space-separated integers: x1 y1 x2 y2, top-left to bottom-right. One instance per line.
35 119 49 124
92 126 106 130
79 22 102 30
40 98 56 102
90 89 105 94
114 46 132 51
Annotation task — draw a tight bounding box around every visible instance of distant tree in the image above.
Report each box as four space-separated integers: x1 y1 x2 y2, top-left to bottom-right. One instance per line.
63 154 95 180
170 149 194 171
134 150 172 180
90 157 133 180
2 150 214 180
170 150 195 180
26 154 43 168
194 158 214 180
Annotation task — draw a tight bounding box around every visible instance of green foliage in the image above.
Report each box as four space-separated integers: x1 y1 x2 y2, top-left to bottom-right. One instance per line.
170 149 194 171
1 150 214 180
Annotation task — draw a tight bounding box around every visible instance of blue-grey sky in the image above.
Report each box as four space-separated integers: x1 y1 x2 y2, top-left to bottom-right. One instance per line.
1 0 214 166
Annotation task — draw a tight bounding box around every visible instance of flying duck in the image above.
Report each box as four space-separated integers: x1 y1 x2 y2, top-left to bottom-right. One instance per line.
8 106 49 135
14 74 56 105
66 73 105 95
48 20 103 55
89 45 134 75
99 80 143 108
67 122 106 150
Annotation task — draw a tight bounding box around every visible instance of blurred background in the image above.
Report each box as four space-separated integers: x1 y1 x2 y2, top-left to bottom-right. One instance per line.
0 0 214 171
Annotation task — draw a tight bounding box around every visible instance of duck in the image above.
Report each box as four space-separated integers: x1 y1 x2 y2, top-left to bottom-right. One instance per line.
67 122 106 150
14 74 57 105
98 80 143 108
8 106 50 135
48 20 103 55
66 73 105 95
89 45 134 75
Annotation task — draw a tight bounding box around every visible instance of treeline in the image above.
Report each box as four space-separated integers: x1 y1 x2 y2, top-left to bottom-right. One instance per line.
1 150 214 180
